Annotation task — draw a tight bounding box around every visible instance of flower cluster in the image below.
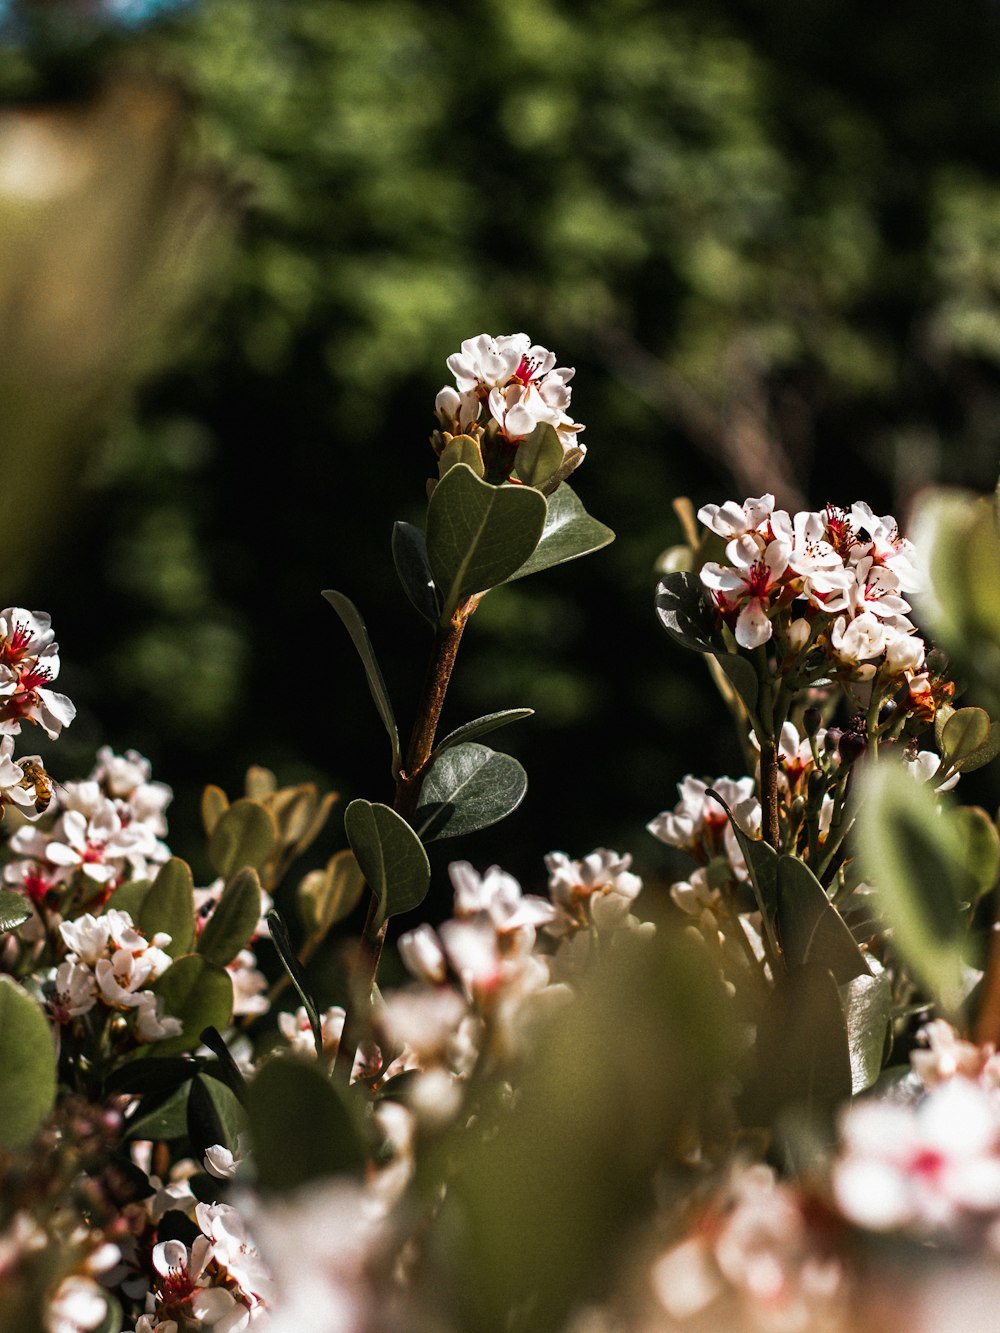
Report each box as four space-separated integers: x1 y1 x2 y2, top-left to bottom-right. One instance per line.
5 746 172 914
0 607 75 740
699 496 926 686
435 332 584 450
51 908 180 1044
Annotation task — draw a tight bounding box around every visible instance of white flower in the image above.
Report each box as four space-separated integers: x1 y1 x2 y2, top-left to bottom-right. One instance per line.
544 849 642 937
697 495 776 540
440 332 584 449
46 1275 107 1333
701 533 791 649
0 608 75 739
905 750 960 792
227 950 269 1018
134 994 182 1043
195 1201 274 1307
150 1236 248 1328
52 958 97 1020
647 775 758 878
277 1005 345 1059
834 1078 1000 1232
449 861 556 940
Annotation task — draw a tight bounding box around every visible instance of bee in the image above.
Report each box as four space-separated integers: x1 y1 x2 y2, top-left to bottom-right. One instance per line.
16 758 53 816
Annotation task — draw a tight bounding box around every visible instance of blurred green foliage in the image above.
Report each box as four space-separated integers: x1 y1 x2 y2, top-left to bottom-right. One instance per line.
9 0 1000 890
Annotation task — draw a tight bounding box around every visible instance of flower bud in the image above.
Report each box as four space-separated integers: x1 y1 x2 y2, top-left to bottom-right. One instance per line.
838 729 868 766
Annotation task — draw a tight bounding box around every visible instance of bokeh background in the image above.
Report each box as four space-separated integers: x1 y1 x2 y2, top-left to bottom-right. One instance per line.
3 0 1000 899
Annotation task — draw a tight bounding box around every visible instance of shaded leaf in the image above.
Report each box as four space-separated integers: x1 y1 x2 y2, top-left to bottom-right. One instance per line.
415 742 527 842
187 1073 245 1158
322 589 401 771
0 890 31 933
841 969 892 1094
105 1056 200 1097
245 1057 367 1191
952 805 1000 899
392 520 439 625
438 433 485 477
197 867 262 966
717 652 759 716
344 798 431 922
744 964 852 1129
0 976 56 1148
95 1293 123 1333
139 857 195 958
706 787 779 952
955 722 1000 774
200 784 229 837
297 849 366 936
655 572 723 654
151 955 234 1058
513 421 563 488
105 878 152 919
124 1081 190 1141
856 760 973 1016
503 482 614 582
268 909 322 1058
434 708 534 755
426 463 546 616
776 854 870 984
208 799 277 881
942 708 991 766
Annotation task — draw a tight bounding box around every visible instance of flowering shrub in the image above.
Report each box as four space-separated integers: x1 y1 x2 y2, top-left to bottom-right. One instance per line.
3 336 1000 1331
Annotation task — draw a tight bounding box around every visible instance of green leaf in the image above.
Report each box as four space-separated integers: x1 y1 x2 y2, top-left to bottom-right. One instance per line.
955 722 1000 774
267 909 322 1058
503 482 614 583
0 890 31 933
392 521 439 625
151 955 234 1058
655 572 723 654
201 784 229 837
716 652 759 716
942 707 992 767
321 589 401 771
197 867 262 966
513 422 564 489
208 799 278 880
776 854 870 984
187 1073 245 1158
426 463 547 616
705 787 779 952
434 708 534 755
245 1057 367 1191
343 798 431 922
95 1292 123 1333
139 858 196 958
414 743 528 842
124 1081 191 1140
105 878 152 919
913 490 1000 671
952 806 1000 899
855 760 973 1016
105 1056 201 1097
745 964 853 1128
297 849 366 936
437 433 484 477
0 976 56 1148
841 968 892 1094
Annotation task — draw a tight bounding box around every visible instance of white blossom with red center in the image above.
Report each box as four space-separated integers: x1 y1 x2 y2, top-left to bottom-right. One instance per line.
0 607 75 739
701 532 792 649
647 775 759 876
437 332 585 450
833 1077 1000 1233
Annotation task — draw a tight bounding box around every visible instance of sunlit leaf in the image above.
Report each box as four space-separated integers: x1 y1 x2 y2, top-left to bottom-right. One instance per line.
415 742 527 841
0 976 56 1148
344 798 430 921
208 799 277 880
503 482 614 583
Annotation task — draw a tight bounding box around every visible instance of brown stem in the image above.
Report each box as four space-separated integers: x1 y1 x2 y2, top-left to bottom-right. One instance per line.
760 735 781 850
333 602 473 1081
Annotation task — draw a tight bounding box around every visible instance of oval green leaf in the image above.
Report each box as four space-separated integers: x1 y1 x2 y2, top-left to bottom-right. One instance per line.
655 572 724 654
392 521 440 625
841 968 892 1094
942 707 991 767
503 482 614 583
208 799 278 881
197 867 262 966
415 742 528 842
246 1056 367 1191
344 798 431 922
513 421 564 489
201 784 229 837
297 848 366 936
776 854 870 984
139 858 196 958
434 708 535 755
426 463 547 617
0 890 31 934
0 977 56 1147
151 955 234 1058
